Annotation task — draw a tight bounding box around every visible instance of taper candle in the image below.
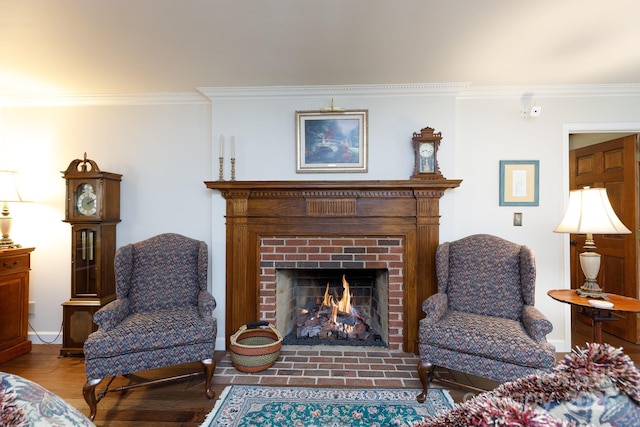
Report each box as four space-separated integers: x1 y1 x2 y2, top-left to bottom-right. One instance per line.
231 135 236 158
219 134 224 157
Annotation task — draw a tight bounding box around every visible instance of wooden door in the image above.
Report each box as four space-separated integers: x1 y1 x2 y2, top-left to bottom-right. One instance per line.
569 135 640 344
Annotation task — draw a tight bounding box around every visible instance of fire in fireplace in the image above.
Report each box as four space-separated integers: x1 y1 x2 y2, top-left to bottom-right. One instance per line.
279 269 388 347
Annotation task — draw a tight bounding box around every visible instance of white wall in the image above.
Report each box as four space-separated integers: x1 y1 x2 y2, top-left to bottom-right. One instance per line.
4 84 640 353
454 92 640 351
1 101 215 346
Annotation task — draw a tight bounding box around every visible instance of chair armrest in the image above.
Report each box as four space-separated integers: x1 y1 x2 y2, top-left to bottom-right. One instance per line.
198 290 216 318
421 293 448 324
522 305 553 341
93 298 130 331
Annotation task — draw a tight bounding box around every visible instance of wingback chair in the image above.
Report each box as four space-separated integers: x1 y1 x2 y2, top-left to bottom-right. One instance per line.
417 234 555 403
82 233 217 420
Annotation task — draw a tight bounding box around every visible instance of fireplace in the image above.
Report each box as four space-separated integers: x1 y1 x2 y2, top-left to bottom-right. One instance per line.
260 236 403 348
277 269 387 346
206 179 461 353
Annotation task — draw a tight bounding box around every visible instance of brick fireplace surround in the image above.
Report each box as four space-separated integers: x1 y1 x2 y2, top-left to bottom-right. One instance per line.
206 179 461 353
260 236 403 349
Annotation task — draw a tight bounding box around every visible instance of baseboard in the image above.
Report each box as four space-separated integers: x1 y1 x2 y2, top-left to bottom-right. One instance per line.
549 338 571 353
28 332 63 345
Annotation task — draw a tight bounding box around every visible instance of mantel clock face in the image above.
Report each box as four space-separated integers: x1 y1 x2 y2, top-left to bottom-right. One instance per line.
418 142 435 173
411 127 444 179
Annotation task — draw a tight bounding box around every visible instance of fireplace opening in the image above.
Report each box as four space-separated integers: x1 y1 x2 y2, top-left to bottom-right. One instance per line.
276 268 388 347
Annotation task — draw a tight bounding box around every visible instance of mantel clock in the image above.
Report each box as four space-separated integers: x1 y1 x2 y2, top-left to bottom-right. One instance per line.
411 127 444 179
61 154 121 356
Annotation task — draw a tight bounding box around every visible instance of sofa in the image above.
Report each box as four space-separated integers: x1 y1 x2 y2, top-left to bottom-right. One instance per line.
413 343 640 427
1 371 95 426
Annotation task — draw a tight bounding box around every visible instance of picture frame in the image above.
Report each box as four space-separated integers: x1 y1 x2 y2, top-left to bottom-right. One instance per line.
499 160 539 206
295 109 368 173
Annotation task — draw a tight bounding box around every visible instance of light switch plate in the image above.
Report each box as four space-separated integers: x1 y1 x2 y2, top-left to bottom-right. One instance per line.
513 212 523 226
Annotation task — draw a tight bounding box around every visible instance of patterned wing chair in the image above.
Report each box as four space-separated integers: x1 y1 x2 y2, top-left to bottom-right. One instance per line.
417 234 555 403
82 233 217 420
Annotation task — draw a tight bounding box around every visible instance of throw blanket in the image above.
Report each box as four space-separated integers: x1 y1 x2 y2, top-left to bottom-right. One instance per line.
414 343 640 427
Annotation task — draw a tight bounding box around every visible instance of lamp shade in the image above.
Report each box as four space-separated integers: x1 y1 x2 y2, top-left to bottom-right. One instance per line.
554 187 630 235
0 170 23 203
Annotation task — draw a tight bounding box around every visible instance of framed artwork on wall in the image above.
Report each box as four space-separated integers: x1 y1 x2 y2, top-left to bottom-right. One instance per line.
295 109 368 173
499 160 539 206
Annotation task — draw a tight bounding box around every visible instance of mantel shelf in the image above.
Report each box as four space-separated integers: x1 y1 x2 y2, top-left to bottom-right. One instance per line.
205 179 462 192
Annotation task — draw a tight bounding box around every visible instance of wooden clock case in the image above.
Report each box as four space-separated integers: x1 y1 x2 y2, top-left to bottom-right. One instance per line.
61 155 121 356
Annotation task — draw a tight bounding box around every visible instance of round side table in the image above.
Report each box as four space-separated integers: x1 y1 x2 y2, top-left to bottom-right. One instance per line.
548 289 640 344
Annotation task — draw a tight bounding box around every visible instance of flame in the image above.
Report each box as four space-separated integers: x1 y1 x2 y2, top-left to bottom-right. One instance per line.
337 275 352 313
325 275 353 324
322 283 332 307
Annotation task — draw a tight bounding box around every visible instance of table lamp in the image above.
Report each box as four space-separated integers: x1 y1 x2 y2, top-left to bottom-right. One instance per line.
554 186 631 298
0 170 24 248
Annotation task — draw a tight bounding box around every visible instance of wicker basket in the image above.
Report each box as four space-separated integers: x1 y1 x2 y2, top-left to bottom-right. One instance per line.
229 322 283 373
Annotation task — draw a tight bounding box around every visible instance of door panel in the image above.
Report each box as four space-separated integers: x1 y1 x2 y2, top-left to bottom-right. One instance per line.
569 134 639 344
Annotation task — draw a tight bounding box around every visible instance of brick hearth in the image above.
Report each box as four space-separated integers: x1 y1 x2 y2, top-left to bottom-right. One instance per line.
214 345 422 388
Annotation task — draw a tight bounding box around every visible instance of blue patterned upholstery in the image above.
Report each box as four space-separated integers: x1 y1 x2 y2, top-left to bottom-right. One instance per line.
82 233 217 420
417 234 555 401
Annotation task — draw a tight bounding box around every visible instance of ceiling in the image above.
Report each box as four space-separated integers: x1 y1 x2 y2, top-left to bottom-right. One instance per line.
2 1 640 96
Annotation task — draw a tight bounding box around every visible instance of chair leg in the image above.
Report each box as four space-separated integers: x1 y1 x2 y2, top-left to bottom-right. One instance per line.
202 359 216 399
417 361 436 403
82 378 103 421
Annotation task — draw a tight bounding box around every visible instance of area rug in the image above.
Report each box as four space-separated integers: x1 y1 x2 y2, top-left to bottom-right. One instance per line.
201 385 454 427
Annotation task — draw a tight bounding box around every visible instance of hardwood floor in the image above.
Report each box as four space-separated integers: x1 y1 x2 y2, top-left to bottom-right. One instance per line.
572 317 640 364
1 345 225 426
0 344 494 427
1 329 638 427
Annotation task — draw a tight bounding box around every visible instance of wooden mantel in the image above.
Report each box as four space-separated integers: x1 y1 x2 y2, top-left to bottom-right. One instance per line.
205 179 461 353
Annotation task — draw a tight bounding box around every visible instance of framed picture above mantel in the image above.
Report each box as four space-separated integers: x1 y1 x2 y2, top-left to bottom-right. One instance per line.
295 109 368 173
499 160 540 206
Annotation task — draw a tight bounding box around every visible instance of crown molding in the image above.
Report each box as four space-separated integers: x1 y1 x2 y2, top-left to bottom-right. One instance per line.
2 83 640 107
458 83 640 99
197 83 470 99
0 92 208 108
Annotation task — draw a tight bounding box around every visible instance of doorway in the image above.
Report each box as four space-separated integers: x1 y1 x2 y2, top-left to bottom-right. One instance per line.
565 126 640 348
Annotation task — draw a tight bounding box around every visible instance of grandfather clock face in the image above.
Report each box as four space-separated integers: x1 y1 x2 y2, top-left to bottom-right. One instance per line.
65 178 101 222
75 183 98 217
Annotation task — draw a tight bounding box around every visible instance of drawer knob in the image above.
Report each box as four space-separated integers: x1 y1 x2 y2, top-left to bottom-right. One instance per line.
3 261 19 268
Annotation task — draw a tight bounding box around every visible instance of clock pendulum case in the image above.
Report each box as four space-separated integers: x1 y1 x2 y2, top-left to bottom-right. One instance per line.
60 154 121 356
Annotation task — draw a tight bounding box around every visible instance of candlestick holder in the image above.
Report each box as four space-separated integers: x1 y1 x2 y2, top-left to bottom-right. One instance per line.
230 158 236 181
218 157 224 181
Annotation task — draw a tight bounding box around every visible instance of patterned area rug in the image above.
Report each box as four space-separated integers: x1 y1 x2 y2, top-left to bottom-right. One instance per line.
201 385 454 427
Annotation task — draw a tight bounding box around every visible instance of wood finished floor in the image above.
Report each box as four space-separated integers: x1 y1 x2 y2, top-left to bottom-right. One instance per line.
1 327 638 427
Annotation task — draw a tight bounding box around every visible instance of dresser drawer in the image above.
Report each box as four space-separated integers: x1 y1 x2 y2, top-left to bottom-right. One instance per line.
0 253 30 275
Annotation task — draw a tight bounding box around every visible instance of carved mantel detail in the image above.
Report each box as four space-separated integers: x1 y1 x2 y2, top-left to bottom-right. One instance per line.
205 179 461 353
306 199 357 216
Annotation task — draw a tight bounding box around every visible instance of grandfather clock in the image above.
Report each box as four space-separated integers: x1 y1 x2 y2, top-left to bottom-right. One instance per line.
61 154 121 356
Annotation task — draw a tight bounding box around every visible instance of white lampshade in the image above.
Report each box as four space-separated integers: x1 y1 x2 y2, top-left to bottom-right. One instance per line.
0 171 23 203
554 187 630 235
554 186 631 298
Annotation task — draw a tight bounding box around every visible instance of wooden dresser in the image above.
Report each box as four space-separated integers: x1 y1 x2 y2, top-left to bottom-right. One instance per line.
0 247 34 363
